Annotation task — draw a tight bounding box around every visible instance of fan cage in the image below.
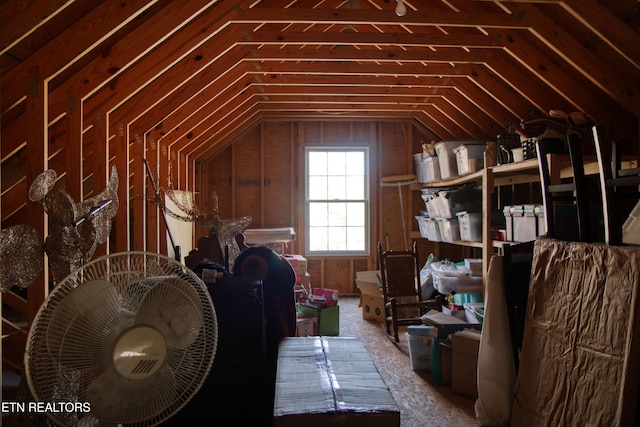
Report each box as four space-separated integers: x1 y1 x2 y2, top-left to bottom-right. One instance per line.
24 252 218 427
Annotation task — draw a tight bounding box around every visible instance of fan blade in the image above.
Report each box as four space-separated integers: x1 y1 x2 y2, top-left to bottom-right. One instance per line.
84 363 177 424
135 276 204 349
46 279 128 371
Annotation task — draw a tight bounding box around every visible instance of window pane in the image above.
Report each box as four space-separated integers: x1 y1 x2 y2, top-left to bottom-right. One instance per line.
346 226 365 250
327 152 346 175
308 152 327 175
327 176 346 200
347 202 365 226
328 226 347 250
328 203 346 226
346 176 364 199
309 176 328 199
309 226 328 251
309 202 328 226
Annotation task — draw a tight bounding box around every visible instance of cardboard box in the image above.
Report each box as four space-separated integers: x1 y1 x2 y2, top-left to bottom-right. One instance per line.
431 338 452 385
274 337 400 427
421 310 482 339
296 315 317 337
310 288 338 306
284 254 308 275
451 329 481 399
355 270 385 323
296 304 340 336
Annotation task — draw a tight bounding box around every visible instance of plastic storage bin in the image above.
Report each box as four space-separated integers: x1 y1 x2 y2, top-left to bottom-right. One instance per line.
434 187 483 218
423 156 441 182
503 204 545 242
434 141 486 179
437 218 460 242
407 325 438 371
421 191 442 218
453 144 486 175
456 211 482 241
431 271 483 295
415 216 430 239
414 153 428 183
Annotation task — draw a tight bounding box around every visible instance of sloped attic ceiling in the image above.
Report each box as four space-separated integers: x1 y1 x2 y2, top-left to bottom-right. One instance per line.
1 0 639 224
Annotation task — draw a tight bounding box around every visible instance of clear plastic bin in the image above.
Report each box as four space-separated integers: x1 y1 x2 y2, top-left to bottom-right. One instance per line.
453 144 486 175
437 218 460 242
456 211 482 242
435 187 482 219
435 140 486 179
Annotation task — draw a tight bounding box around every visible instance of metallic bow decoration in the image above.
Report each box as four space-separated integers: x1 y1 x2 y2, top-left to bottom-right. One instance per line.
28 166 119 284
0 225 43 292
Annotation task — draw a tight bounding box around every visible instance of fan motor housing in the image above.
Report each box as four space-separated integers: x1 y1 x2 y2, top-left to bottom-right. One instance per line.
113 325 167 379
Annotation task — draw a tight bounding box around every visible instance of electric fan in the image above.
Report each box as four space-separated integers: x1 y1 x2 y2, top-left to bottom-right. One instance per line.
24 252 218 427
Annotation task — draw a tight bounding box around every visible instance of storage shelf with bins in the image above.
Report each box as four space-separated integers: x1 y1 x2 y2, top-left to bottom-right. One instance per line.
410 158 541 280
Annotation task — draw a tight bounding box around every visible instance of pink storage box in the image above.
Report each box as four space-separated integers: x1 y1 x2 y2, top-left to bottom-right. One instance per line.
310 288 339 306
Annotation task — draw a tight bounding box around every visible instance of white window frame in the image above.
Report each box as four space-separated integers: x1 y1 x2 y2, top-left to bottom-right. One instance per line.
304 146 370 256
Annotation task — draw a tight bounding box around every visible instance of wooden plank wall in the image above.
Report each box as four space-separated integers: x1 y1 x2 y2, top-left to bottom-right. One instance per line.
196 119 446 295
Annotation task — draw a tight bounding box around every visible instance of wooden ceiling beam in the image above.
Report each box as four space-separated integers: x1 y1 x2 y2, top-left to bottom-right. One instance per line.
0 0 72 54
560 0 640 71
235 8 531 29
511 2 640 116
239 30 503 48
1 0 161 114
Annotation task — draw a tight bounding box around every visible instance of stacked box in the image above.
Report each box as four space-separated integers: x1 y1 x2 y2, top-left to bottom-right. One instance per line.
296 315 317 337
296 304 340 336
431 338 453 385
284 254 308 275
451 329 481 399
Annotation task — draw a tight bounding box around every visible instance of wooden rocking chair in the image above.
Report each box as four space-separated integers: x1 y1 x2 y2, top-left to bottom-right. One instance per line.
378 241 443 342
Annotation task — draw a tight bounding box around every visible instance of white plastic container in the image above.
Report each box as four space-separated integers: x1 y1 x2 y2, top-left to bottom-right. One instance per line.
415 216 430 239
434 141 461 180
453 144 486 175
437 218 460 242
434 187 482 219
434 141 486 180
414 153 428 183
431 271 483 295
424 218 442 241
421 191 442 218
423 156 441 182
503 204 545 242
456 211 482 242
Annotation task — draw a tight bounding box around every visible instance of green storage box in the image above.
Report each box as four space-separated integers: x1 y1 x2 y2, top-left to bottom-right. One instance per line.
296 304 340 336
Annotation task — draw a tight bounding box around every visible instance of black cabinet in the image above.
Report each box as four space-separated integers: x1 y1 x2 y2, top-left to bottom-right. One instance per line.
165 277 270 426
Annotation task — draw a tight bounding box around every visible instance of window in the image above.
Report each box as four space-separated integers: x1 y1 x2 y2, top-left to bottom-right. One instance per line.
305 147 370 256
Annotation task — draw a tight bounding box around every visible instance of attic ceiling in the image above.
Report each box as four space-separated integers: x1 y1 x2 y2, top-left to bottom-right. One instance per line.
1 0 640 226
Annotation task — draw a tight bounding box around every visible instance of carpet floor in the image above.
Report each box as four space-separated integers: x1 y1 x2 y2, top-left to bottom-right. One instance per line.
337 296 478 427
